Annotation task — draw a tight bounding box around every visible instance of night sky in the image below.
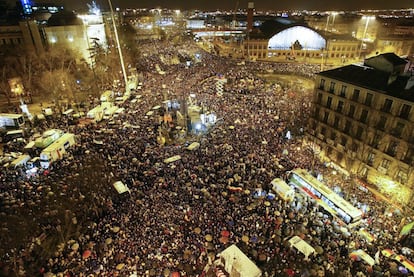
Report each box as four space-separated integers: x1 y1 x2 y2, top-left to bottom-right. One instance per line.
8 0 414 12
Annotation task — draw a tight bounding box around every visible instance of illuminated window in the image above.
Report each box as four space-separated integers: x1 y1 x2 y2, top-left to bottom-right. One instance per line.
367 152 375 166
380 159 391 169
397 170 408 184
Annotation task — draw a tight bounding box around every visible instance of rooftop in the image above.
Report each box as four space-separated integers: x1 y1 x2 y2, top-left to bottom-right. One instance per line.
319 63 414 102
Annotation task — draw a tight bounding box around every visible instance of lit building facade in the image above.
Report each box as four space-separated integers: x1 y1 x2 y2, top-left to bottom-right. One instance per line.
44 11 107 64
243 24 361 65
308 53 414 205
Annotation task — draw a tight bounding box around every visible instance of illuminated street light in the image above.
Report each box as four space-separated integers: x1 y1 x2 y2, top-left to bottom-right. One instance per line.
358 15 375 58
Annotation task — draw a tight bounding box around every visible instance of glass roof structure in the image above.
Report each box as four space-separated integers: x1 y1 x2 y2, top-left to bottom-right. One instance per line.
268 26 326 50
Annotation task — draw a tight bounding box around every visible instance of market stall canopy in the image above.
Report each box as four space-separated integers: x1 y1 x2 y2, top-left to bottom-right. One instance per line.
350 249 375 266
400 222 414 236
217 244 262 277
288 236 316 259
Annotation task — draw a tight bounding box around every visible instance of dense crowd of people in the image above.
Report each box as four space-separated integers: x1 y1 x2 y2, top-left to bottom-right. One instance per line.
0 37 412 277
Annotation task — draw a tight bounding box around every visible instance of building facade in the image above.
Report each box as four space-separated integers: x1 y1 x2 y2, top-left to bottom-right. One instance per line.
243 25 361 66
308 53 414 205
0 20 44 54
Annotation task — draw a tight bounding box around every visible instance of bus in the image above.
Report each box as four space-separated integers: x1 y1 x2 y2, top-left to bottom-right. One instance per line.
288 168 363 226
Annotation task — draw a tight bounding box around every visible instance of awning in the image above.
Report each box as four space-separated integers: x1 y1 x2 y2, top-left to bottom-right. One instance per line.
288 236 315 259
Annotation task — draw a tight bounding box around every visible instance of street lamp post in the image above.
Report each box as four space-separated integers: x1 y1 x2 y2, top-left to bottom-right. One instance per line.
358 16 375 58
107 0 128 91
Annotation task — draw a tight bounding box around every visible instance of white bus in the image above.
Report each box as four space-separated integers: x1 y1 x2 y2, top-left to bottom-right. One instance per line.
288 168 363 226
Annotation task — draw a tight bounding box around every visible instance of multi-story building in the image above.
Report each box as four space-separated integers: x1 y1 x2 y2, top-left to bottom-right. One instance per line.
0 20 45 54
243 23 361 66
308 53 414 205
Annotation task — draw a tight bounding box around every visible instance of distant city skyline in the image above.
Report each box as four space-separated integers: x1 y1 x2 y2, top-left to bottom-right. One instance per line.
6 0 414 12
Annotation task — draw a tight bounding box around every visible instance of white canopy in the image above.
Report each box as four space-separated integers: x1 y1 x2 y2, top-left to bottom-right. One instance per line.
288 236 316 259
217 244 262 277
113 181 130 194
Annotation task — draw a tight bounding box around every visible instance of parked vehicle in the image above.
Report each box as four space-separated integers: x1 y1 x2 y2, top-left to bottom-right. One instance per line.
0 113 25 129
39 133 76 169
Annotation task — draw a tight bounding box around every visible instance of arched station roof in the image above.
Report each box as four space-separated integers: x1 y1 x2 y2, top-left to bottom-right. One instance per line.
267 25 326 50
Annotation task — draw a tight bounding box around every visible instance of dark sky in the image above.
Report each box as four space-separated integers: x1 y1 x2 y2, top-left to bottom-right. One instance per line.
8 0 414 12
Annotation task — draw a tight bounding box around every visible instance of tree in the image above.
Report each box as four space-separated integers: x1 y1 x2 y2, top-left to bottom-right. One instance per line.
0 66 13 104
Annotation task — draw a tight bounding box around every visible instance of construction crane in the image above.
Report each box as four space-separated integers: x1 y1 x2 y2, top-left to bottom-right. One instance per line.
232 0 239 28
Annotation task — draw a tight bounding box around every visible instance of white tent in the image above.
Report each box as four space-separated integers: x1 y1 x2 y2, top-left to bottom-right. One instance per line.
217 244 262 277
113 181 130 194
288 236 316 259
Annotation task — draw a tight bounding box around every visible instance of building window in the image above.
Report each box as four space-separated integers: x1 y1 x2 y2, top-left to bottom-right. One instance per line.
317 93 322 104
323 111 329 123
315 107 320 118
348 105 355 118
365 93 373 106
330 130 337 141
326 96 332 109
381 99 393 113
340 85 347 97
372 133 381 148
360 109 368 123
351 142 359 152
392 122 405 138
376 116 387 131
360 167 368 178
399 104 411 119
386 141 398 157
367 151 375 166
333 116 340 128
344 120 352 134
402 147 414 165
352 89 360 101
340 136 347 146
356 126 364 140
329 82 336 93
337 101 344 112
380 159 391 169
397 170 408 184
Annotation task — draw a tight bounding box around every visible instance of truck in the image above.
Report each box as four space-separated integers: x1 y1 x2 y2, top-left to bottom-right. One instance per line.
87 105 105 122
0 113 25 129
10 154 31 168
39 133 76 169
34 129 63 149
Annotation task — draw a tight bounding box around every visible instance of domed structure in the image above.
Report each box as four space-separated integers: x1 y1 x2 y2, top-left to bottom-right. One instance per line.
268 25 326 50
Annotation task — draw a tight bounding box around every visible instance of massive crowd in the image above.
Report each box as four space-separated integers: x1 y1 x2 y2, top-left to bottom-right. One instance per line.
0 37 412 277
